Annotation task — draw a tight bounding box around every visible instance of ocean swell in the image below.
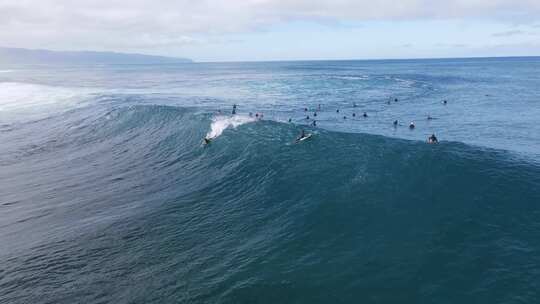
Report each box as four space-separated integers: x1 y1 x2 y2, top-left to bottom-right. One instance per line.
1 104 540 303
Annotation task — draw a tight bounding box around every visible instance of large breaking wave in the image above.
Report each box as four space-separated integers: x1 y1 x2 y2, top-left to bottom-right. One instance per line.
2 101 540 303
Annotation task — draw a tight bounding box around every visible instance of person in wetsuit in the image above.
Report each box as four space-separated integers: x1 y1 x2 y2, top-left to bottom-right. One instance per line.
428 133 439 144
297 129 306 141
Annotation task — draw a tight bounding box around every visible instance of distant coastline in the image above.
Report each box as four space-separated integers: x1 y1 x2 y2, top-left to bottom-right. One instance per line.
0 47 193 64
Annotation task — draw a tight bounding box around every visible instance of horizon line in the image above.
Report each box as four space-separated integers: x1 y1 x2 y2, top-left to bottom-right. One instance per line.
197 55 540 64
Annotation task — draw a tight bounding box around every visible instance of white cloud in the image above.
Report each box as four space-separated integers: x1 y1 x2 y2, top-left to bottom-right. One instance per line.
492 30 527 37
0 0 539 53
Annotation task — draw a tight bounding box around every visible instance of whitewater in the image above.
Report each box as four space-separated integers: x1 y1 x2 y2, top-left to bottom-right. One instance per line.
1 58 540 304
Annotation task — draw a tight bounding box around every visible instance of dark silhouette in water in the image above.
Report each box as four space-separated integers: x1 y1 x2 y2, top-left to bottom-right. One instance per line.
363 112 368 118
393 120 398 127
296 129 307 141
409 122 415 129
232 104 237 115
428 133 439 144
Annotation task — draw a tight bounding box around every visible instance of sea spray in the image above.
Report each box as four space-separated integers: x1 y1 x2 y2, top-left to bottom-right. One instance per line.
0 82 93 122
206 114 256 139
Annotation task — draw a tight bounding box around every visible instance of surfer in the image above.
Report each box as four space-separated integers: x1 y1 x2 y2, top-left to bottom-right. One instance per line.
363 112 368 118
443 100 447 105
232 104 237 115
297 129 306 141
394 98 399 102
288 118 292 123
352 113 356 117
428 134 439 144
427 115 433 120
336 109 340 113
409 122 415 129
204 137 211 144
312 120 317 127
393 120 398 127
314 112 317 117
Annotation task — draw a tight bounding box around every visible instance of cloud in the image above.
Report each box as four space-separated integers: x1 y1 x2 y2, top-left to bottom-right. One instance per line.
1 0 540 52
492 29 540 37
492 30 526 37
435 43 470 48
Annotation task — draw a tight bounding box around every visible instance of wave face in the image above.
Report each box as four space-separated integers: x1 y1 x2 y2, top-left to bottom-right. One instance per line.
1 101 540 304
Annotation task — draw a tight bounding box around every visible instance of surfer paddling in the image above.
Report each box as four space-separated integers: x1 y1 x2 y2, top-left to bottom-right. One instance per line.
297 129 306 141
295 129 312 143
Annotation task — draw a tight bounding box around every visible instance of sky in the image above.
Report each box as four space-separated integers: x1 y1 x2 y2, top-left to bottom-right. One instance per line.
1 0 540 62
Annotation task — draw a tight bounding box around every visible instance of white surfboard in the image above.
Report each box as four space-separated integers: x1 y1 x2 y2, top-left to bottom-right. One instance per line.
296 134 312 142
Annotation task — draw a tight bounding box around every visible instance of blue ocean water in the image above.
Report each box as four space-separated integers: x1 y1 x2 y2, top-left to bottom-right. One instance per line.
1 58 540 303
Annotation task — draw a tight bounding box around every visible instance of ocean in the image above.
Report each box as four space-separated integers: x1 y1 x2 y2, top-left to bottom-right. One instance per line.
1 57 539 303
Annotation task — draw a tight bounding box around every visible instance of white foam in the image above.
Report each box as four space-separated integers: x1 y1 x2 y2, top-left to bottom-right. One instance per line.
206 115 256 139
0 70 14 73
0 82 92 118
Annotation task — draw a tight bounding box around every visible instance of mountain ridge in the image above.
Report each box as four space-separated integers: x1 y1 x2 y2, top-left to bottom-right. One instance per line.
0 47 193 64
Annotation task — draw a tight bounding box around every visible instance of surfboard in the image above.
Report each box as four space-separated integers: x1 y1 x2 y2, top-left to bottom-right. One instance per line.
296 134 312 143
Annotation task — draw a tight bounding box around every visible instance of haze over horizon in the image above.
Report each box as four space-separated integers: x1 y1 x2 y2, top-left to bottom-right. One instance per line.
1 0 540 62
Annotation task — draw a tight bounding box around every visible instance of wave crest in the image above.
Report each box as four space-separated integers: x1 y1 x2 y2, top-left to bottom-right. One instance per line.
206 114 256 139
